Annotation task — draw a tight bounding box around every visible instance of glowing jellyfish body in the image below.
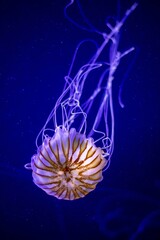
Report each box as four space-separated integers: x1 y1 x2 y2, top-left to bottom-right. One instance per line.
25 1 137 200
31 128 107 200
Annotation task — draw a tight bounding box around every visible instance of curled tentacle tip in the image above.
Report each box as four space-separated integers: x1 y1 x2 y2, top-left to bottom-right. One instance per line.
24 163 32 170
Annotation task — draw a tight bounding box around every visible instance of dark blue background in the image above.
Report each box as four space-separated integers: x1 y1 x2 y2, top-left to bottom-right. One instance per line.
1 0 160 239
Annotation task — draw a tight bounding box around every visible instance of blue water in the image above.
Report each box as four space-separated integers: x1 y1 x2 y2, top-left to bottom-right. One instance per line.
1 0 160 239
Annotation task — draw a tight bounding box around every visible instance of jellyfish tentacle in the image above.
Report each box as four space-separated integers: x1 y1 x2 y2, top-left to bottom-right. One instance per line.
64 0 104 35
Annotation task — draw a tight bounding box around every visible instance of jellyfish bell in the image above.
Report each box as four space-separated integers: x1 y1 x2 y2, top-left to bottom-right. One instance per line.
25 1 138 200
27 127 107 200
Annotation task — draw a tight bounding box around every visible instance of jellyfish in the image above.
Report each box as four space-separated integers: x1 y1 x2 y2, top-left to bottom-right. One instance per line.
25 1 137 200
